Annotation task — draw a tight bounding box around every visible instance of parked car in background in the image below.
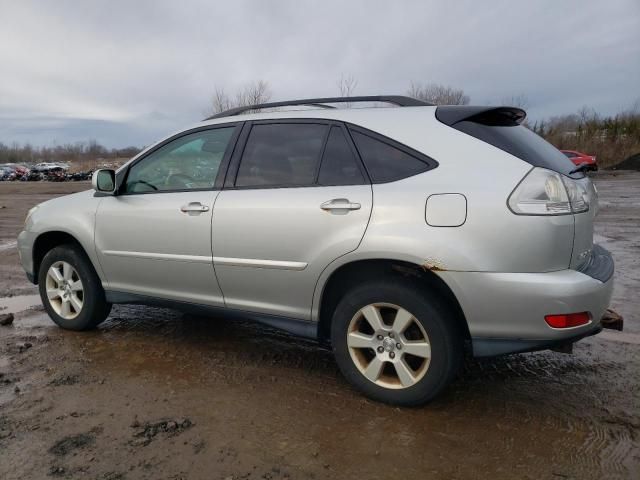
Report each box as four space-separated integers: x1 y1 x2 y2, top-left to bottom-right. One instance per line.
0 165 17 181
0 163 95 182
44 167 67 181
32 162 69 173
0 163 30 178
12 164 30 177
67 170 94 181
561 150 597 171
17 96 617 406
24 170 44 181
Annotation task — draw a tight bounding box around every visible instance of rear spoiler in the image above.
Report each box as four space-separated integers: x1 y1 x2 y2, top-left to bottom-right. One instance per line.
436 106 526 127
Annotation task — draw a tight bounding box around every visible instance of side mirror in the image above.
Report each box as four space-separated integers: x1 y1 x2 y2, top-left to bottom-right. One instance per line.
92 169 116 194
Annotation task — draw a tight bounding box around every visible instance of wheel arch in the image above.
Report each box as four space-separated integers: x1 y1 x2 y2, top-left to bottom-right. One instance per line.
32 230 100 284
315 258 471 346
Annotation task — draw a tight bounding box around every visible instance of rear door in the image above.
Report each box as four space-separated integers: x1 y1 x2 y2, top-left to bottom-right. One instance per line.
95 125 240 306
212 120 373 319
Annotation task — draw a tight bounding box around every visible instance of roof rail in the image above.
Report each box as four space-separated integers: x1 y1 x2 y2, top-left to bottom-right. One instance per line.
205 95 431 120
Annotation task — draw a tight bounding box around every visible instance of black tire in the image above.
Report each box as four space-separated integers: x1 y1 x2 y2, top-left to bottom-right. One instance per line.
331 281 462 406
38 244 112 330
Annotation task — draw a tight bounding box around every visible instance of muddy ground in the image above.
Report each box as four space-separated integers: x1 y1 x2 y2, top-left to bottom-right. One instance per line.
0 175 639 479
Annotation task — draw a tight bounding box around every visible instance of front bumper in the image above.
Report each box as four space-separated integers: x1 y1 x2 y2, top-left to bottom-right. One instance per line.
17 229 36 284
439 244 614 357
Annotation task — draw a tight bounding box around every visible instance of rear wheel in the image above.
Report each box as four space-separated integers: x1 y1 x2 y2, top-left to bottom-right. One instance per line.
331 282 462 406
38 244 111 330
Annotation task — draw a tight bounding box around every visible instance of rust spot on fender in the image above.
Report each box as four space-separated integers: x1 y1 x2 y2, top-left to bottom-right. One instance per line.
421 259 446 272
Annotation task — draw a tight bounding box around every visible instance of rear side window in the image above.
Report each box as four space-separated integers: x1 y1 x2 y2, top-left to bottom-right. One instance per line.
453 121 577 175
318 127 365 186
350 131 430 183
236 123 327 187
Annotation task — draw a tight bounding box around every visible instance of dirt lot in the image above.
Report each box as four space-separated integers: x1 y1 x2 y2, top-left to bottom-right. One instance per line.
0 175 639 479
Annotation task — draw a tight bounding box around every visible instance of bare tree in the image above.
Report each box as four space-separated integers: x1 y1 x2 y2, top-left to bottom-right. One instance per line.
235 80 272 110
337 74 358 97
210 87 233 115
408 82 470 105
208 80 272 115
578 105 598 124
501 94 529 110
337 74 358 108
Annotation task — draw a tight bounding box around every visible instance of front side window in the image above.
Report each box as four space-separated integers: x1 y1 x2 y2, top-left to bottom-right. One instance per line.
235 123 328 187
124 127 235 193
350 130 430 183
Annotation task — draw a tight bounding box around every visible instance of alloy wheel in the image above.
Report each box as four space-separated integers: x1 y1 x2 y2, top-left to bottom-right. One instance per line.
347 303 431 389
45 261 84 320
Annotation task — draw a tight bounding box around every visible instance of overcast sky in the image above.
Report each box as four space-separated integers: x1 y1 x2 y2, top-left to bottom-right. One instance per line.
1 0 638 148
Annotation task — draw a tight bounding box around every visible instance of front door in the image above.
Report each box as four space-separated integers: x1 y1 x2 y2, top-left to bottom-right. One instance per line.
212 121 373 319
95 125 239 306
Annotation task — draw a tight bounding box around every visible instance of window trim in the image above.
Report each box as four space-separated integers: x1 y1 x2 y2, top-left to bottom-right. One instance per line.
345 122 439 184
117 123 242 196
312 125 332 184
225 119 371 191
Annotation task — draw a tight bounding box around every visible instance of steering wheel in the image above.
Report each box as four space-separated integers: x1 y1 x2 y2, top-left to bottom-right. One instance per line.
166 173 196 188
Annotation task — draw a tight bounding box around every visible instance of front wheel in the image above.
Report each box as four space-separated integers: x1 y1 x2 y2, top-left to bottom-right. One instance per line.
331 282 462 406
38 244 112 330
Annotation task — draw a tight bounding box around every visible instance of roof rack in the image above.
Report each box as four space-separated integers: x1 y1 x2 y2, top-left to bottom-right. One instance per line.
205 95 431 120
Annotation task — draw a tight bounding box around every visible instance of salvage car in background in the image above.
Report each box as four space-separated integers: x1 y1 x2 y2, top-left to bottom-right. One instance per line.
0 165 17 181
561 150 597 171
17 96 618 406
0 163 31 178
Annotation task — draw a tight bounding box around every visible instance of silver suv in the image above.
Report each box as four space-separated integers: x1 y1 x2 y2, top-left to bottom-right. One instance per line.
18 96 615 405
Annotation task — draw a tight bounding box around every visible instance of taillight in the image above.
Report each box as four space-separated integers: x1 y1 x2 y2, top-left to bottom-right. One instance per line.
561 175 589 213
508 167 590 215
544 312 590 328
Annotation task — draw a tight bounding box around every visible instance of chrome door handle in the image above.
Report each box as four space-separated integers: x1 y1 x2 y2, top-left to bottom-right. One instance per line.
320 198 361 211
180 202 209 214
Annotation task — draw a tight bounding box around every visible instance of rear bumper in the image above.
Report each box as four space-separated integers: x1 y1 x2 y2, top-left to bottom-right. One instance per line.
471 324 603 356
439 245 614 357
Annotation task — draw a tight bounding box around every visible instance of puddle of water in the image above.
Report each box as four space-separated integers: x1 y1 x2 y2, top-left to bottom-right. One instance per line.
0 294 42 314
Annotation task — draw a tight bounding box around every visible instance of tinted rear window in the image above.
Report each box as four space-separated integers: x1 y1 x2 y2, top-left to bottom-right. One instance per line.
318 127 365 186
236 123 327 187
350 131 430 183
454 122 577 175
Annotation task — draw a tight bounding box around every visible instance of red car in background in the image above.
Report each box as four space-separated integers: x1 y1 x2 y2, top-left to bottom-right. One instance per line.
561 150 597 171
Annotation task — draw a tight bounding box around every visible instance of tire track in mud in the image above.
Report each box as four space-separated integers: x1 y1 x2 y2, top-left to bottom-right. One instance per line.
579 419 638 480
456 341 640 478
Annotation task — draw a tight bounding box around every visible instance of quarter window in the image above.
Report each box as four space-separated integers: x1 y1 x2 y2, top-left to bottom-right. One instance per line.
235 123 328 187
124 127 235 194
350 130 430 183
318 127 365 186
